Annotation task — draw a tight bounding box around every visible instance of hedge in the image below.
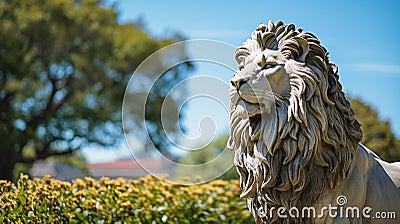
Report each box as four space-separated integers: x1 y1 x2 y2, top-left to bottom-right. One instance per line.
0 174 253 223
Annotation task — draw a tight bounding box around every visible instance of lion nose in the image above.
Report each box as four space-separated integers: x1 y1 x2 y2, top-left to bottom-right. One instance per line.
231 79 248 89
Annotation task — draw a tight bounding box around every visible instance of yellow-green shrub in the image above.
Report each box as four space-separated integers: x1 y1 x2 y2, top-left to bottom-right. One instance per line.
0 174 252 223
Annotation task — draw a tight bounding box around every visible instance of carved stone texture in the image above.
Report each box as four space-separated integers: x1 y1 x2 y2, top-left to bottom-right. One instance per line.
228 20 400 224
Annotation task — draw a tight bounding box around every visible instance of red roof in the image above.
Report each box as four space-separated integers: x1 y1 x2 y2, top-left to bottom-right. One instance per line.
89 158 159 170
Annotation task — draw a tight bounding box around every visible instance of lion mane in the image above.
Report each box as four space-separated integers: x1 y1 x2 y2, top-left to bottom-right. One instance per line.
228 21 363 223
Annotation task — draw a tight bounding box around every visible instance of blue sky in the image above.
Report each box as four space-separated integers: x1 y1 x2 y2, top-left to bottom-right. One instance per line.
86 0 400 162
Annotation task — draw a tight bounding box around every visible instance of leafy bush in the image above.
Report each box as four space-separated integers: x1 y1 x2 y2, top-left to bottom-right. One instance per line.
0 174 252 223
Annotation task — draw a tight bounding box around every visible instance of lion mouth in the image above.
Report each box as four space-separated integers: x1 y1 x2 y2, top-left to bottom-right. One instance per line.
249 114 262 141
244 101 262 141
238 99 262 141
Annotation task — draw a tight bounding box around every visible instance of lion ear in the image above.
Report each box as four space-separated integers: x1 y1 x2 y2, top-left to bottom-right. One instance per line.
294 37 309 62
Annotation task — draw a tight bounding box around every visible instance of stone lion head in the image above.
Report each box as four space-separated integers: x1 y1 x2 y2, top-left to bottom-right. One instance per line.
228 21 363 223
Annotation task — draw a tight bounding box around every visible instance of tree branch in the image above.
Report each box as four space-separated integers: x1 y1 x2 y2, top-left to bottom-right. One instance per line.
26 65 60 129
52 90 74 110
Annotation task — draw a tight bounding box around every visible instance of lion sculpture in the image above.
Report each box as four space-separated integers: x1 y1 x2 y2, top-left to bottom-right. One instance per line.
228 21 400 223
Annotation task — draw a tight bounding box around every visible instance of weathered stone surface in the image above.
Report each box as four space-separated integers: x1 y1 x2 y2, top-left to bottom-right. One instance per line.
228 20 400 223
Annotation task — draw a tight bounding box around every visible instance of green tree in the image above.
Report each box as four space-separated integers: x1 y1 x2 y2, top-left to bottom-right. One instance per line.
0 0 192 180
349 98 400 161
176 135 239 181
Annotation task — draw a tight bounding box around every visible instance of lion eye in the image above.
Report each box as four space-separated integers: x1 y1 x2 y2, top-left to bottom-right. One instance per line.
262 60 278 69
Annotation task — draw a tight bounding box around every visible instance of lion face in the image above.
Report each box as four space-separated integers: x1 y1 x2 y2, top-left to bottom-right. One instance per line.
230 49 290 141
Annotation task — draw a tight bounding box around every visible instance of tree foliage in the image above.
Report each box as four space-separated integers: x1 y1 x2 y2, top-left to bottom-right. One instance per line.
0 0 192 180
349 98 400 161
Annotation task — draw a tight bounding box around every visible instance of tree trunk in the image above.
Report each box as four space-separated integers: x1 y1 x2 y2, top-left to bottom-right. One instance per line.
0 156 17 181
